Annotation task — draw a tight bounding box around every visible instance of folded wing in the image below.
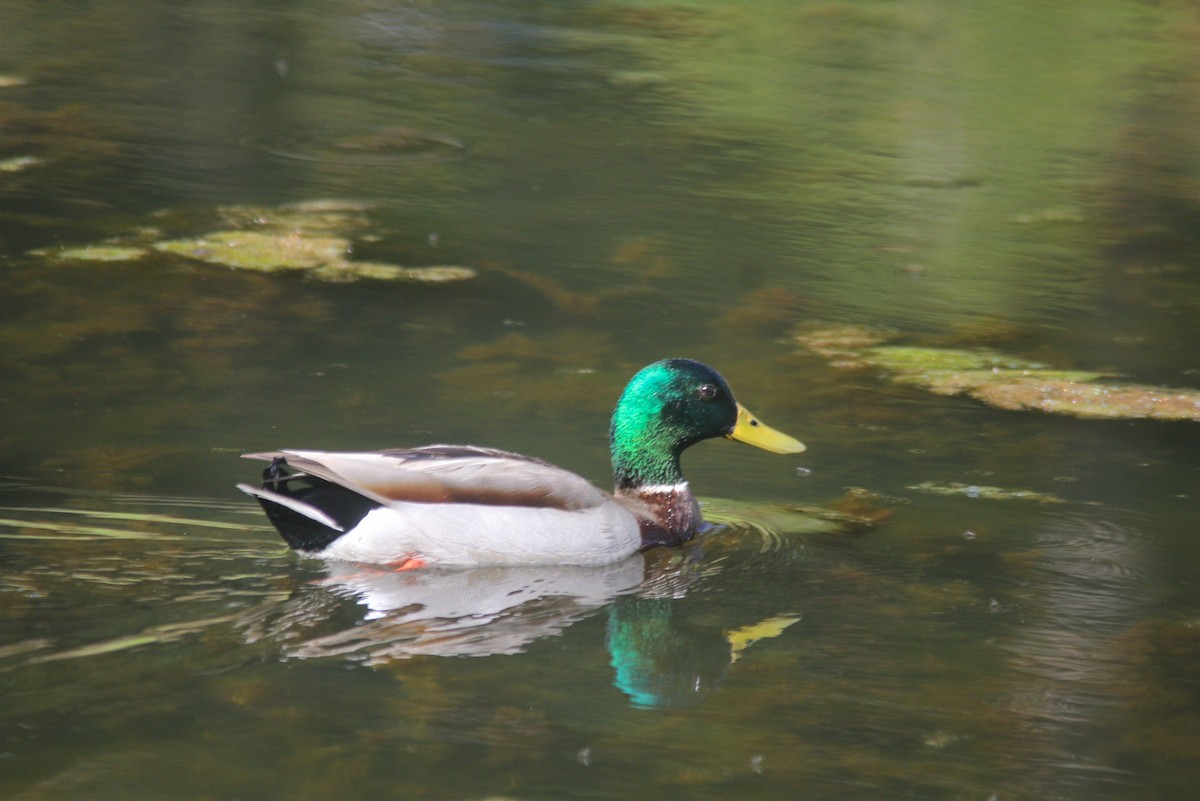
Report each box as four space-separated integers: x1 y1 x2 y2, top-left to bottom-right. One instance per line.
242 445 612 511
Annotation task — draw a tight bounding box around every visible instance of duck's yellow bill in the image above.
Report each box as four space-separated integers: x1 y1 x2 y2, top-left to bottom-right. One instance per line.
726 403 806 454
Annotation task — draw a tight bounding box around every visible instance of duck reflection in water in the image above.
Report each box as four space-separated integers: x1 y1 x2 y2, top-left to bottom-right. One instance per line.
239 543 796 708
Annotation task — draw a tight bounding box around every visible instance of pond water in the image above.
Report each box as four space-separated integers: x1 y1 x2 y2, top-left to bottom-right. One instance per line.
2 1 1199 799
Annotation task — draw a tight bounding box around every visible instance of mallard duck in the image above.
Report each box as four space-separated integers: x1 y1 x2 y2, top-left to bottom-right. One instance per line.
237 358 804 567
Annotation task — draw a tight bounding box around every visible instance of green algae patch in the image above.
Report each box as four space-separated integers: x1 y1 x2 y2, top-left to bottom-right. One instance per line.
868 348 1197 420
42 199 478 284
861 346 1047 374
46 245 150 263
889 367 1110 397
796 326 1200 422
310 262 476 283
908 481 1065 503
970 379 1200 420
793 324 893 367
155 230 347 272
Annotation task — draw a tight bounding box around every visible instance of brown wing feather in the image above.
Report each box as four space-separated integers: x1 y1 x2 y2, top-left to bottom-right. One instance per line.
242 446 610 511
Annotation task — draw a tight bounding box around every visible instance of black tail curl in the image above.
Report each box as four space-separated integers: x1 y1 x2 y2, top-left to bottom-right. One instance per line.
250 457 378 552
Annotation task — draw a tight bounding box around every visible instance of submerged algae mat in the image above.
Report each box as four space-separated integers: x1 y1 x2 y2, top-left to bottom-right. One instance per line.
795 325 1200 422
31 199 476 284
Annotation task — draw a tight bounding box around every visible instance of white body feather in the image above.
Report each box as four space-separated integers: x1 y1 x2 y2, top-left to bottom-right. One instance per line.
320 500 642 566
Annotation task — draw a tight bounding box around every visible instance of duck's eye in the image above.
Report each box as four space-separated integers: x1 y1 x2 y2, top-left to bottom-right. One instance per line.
697 383 719 401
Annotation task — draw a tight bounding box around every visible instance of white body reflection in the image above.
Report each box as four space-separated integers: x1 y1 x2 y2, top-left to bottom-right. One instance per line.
239 535 800 708
243 555 651 662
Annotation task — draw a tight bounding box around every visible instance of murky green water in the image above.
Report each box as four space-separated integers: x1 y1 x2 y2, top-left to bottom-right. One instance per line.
2 1 1198 799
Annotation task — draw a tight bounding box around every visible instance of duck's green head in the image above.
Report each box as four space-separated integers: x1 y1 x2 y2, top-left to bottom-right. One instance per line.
609 359 805 490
